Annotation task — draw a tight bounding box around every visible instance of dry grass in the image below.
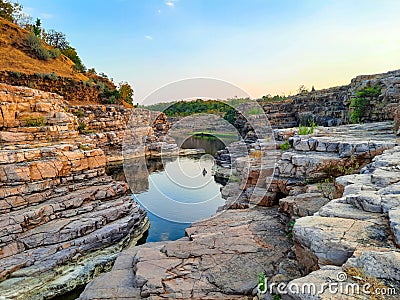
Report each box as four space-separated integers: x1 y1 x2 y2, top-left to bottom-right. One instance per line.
249 150 263 158
346 267 388 300
0 17 87 81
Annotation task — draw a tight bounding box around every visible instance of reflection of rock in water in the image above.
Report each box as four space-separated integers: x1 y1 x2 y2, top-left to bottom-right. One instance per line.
178 135 228 155
108 157 167 194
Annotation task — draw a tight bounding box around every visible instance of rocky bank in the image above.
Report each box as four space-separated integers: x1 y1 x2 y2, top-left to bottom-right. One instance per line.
0 83 154 299
80 120 399 299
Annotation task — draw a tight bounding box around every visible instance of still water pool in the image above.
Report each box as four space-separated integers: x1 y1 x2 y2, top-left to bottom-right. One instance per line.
126 155 226 242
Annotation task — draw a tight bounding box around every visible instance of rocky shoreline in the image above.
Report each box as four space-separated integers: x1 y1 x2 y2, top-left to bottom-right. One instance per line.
79 121 399 299
0 84 153 299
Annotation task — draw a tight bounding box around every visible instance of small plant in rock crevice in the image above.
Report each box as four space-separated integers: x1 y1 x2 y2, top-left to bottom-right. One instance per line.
24 116 46 126
280 140 290 150
318 155 361 180
77 122 86 132
286 220 296 239
318 178 335 200
298 121 316 135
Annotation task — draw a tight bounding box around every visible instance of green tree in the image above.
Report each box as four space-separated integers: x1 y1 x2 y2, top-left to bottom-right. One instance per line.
61 46 86 73
32 18 42 37
0 0 22 22
118 82 134 105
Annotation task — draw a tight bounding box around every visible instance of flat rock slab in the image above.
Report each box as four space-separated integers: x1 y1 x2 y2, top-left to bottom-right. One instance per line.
80 207 298 299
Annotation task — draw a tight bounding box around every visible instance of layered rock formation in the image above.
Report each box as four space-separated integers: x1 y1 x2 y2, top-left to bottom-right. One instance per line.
288 145 400 299
235 69 400 132
80 120 399 299
0 83 149 299
68 106 172 163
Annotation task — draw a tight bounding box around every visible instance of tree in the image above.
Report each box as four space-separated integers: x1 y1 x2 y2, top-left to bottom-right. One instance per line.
43 29 70 50
32 18 42 37
61 46 86 73
0 0 22 22
297 85 308 94
87 68 97 74
118 82 134 105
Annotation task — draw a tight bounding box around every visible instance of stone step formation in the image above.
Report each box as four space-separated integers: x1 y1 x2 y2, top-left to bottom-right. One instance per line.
0 83 151 299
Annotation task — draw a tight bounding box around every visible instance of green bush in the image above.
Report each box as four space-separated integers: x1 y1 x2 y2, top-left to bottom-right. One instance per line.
78 122 86 132
24 116 46 126
298 121 316 135
61 47 86 73
286 220 295 239
280 140 291 150
246 107 263 115
25 33 60 60
79 144 91 151
73 109 85 118
317 178 335 199
349 85 381 123
48 48 61 59
35 72 59 80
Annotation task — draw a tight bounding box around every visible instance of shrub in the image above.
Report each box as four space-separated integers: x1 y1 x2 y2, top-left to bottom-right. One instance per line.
35 72 59 80
349 85 381 124
280 140 291 150
317 155 361 181
79 144 91 151
318 178 335 199
48 48 61 59
61 47 86 73
77 122 86 132
25 33 60 60
298 121 316 135
246 107 263 115
73 109 85 118
258 273 266 293
24 116 46 126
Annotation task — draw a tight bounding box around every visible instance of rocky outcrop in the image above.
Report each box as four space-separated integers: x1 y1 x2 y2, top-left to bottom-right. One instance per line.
288 146 400 299
0 83 149 299
0 71 102 104
235 69 400 133
68 106 172 163
79 207 300 300
79 120 399 300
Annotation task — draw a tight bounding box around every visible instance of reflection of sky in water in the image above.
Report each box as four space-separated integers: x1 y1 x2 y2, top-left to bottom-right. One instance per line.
134 156 226 242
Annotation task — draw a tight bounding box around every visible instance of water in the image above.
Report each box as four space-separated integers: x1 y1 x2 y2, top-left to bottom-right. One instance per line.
108 136 229 242
124 155 226 242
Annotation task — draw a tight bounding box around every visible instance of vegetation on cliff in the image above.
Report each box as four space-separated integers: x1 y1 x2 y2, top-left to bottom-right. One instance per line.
349 85 382 123
0 0 135 106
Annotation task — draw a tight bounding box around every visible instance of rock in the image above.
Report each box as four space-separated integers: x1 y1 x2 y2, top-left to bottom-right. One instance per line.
80 208 298 299
0 84 150 299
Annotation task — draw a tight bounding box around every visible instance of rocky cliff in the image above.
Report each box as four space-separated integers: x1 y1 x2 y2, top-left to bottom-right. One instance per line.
252 69 400 130
0 83 150 299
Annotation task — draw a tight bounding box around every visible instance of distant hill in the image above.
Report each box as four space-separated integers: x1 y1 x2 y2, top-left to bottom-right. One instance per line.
0 16 88 81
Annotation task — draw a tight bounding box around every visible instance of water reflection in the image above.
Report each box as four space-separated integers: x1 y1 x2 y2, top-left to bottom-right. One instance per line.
109 155 226 242
178 135 233 155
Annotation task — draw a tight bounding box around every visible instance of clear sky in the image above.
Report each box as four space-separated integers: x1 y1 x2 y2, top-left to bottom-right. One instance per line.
19 0 400 103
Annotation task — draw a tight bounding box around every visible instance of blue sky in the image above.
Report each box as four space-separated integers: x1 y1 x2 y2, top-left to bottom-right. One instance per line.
19 0 400 103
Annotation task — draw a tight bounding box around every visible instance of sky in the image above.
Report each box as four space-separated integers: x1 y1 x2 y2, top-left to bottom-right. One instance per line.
18 0 400 103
